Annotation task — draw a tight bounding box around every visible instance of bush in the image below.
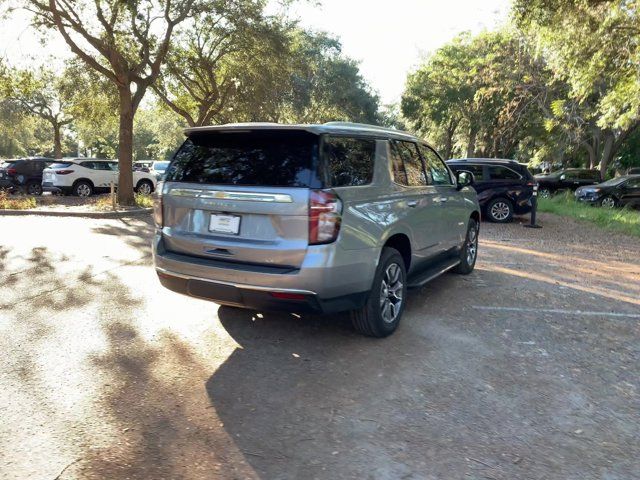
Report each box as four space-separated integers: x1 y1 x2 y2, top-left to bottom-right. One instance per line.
0 191 37 210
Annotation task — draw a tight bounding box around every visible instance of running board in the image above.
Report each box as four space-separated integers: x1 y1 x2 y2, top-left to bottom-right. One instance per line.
407 257 460 289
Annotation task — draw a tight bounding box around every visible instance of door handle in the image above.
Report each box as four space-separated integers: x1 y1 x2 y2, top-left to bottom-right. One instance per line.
407 201 418 207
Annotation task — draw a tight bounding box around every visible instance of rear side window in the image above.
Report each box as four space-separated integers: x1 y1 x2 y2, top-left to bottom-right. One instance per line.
419 145 452 185
323 136 375 187
393 141 427 187
489 166 520 180
167 131 320 187
453 164 485 182
579 170 598 180
80 161 96 169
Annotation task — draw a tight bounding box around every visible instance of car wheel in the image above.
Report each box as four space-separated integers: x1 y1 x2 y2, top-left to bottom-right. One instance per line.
26 182 43 196
486 197 514 223
351 247 407 338
599 195 617 209
539 188 551 199
454 218 479 274
74 181 93 197
136 179 153 195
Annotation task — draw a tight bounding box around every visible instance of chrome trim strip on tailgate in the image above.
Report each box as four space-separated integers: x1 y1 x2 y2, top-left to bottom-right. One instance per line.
169 188 293 203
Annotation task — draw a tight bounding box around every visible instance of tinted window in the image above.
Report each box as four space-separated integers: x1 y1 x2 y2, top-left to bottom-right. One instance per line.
578 170 598 180
390 143 408 186
80 161 96 169
625 178 640 188
323 136 375 187
451 163 485 182
489 166 521 180
399 142 427 186
167 132 319 187
419 145 451 185
49 162 73 169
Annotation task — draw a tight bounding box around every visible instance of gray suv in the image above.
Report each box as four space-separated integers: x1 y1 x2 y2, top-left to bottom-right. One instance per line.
153 122 480 337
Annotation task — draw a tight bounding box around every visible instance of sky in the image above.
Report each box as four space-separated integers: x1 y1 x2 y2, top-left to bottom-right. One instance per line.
1 0 511 104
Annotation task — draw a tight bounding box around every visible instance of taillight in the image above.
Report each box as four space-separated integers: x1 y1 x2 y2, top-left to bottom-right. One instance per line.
55 169 74 175
6 167 17 176
309 189 342 245
153 192 163 227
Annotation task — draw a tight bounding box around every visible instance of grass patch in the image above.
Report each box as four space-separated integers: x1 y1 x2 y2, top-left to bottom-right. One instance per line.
93 193 153 210
538 192 640 237
0 191 37 210
135 193 153 208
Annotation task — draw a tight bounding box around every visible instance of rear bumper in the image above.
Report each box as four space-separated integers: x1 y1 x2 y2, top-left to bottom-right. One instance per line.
152 233 375 314
156 267 367 313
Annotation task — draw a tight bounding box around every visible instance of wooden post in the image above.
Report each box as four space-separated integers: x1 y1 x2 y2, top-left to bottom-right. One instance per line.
110 181 116 211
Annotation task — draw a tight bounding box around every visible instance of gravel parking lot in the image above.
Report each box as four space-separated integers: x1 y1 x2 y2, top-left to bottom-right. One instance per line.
0 213 638 480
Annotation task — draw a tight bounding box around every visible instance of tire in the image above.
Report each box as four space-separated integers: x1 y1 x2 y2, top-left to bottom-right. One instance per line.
539 188 552 199
135 179 154 195
486 197 514 223
73 181 93 197
454 218 479 274
26 181 42 196
351 247 407 338
599 195 617 209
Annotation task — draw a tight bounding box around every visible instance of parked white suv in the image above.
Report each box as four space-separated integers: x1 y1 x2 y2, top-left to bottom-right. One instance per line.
42 158 157 197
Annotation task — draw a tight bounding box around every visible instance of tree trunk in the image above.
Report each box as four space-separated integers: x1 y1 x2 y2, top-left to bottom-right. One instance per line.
466 127 477 158
117 86 136 206
53 123 63 159
598 133 615 181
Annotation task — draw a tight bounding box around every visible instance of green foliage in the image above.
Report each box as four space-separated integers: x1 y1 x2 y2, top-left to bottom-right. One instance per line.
538 193 640 238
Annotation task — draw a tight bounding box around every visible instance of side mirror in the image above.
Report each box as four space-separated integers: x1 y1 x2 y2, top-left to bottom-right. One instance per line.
456 170 474 190
560 174 566 180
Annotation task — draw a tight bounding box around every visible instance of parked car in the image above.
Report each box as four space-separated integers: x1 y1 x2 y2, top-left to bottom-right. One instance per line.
534 168 600 198
153 122 481 337
0 157 54 195
151 161 170 180
42 158 157 196
446 158 536 223
626 167 640 175
575 174 640 208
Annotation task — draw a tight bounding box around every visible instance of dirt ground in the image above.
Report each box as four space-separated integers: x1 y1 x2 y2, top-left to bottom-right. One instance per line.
0 212 638 480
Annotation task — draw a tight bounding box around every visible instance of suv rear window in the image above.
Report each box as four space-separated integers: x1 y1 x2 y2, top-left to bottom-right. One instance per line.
166 131 320 187
489 166 521 180
323 136 375 187
49 162 73 169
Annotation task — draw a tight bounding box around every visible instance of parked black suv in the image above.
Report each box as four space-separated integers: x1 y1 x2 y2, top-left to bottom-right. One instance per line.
0 157 54 195
447 158 535 223
575 175 640 208
534 168 600 198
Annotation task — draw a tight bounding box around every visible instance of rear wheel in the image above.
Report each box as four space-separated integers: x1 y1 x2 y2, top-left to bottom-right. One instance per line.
486 197 513 223
136 179 154 195
539 188 551 199
599 195 617 209
454 218 479 274
74 181 93 197
351 247 407 338
26 181 42 196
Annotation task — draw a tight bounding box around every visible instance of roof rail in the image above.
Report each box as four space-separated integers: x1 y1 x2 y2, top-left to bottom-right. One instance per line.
323 121 404 133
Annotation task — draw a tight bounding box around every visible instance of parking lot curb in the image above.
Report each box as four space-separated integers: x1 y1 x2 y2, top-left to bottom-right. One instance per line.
0 207 152 219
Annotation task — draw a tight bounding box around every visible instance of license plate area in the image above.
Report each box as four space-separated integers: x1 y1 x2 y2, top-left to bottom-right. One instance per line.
209 213 241 235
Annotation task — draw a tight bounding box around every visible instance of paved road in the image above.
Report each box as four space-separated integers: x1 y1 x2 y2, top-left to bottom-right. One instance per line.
1 213 638 480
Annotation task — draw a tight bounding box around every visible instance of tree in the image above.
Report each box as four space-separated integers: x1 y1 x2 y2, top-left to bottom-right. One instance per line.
24 0 197 204
513 0 640 178
154 0 284 127
0 65 73 158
